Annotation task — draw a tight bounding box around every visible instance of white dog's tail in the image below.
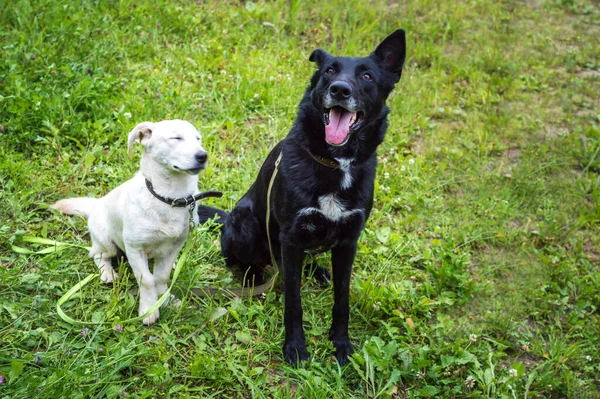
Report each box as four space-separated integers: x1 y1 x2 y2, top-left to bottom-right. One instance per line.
52 198 97 219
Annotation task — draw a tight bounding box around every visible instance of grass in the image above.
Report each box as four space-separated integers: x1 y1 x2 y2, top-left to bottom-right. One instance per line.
1 0 599 397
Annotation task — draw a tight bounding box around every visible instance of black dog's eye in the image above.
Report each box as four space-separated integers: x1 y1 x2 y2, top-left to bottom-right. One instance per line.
362 73 373 81
325 67 335 75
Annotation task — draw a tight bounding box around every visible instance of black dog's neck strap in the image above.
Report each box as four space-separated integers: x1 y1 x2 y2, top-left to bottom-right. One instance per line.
145 179 223 207
307 150 340 169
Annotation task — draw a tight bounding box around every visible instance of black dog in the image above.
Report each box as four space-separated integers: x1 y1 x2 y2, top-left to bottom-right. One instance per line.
198 30 406 365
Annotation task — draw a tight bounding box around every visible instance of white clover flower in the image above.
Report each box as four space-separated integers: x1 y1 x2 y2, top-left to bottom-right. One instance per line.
401 165 406 172
509 368 518 378
469 334 477 343
408 158 415 165
384 172 390 179
465 376 476 388
254 93 259 99
586 355 592 361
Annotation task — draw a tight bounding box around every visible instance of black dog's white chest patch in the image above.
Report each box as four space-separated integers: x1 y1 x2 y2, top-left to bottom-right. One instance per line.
335 158 354 190
298 193 363 222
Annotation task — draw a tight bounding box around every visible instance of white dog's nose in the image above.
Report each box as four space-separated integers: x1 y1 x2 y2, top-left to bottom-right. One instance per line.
195 151 208 164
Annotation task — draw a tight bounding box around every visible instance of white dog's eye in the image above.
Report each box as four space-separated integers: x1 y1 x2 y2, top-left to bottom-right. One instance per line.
170 137 183 141
196 137 201 141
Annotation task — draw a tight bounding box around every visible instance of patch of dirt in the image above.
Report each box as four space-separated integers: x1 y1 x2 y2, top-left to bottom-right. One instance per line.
543 126 570 140
508 219 521 229
583 239 600 263
409 135 425 155
519 0 545 8
483 158 514 178
503 352 544 370
499 95 569 143
244 117 266 128
483 148 522 178
577 70 600 79
575 110 598 119
504 147 521 163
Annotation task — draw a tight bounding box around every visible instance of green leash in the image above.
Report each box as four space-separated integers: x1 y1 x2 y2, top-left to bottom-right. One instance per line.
11 236 91 255
265 152 282 278
12 236 192 326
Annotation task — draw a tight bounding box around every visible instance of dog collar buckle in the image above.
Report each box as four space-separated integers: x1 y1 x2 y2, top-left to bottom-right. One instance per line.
176 197 191 207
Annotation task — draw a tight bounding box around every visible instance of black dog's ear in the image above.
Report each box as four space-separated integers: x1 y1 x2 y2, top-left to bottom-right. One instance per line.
372 29 406 83
309 49 333 68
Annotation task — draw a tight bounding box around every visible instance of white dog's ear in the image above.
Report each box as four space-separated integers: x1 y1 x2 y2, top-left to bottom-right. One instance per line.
127 122 154 154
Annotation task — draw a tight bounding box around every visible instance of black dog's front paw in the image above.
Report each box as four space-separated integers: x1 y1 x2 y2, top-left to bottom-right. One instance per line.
332 339 354 365
283 340 310 365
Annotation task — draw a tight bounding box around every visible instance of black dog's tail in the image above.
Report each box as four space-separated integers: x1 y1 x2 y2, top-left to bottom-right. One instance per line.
197 205 229 226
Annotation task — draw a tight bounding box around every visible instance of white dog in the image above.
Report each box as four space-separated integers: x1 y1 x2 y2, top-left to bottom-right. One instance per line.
52 120 207 325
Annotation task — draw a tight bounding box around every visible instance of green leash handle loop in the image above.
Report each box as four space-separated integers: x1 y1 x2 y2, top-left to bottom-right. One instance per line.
56 274 102 325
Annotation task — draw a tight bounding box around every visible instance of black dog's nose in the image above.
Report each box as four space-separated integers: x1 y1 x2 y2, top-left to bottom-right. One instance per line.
329 81 353 99
195 151 208 164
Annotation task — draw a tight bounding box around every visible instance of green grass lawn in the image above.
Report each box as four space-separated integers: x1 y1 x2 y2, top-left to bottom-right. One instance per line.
1 0 599 397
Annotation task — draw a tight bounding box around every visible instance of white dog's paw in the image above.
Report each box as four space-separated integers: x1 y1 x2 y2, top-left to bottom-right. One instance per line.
142 309 160 325
158 293 182 309
166 294 182 309
100 269 118 283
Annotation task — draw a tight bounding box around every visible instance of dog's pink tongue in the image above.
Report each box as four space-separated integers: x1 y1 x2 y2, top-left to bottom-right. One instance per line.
325 108 353 145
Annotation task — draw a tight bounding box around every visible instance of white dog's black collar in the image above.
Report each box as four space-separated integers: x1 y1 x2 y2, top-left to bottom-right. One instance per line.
145 179 223 207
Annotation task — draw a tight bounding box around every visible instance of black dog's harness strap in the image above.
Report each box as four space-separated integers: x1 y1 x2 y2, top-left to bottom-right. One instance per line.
266 152 283 273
